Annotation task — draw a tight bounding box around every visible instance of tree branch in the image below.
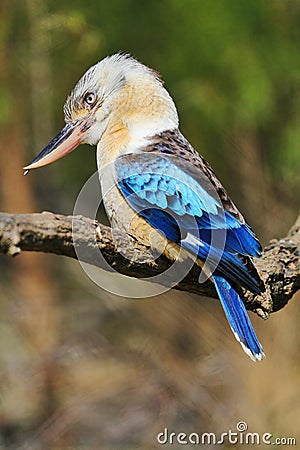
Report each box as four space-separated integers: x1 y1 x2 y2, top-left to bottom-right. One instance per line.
0 211 299 318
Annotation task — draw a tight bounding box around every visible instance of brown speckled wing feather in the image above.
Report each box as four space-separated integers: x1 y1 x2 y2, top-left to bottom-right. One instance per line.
143 129 245 223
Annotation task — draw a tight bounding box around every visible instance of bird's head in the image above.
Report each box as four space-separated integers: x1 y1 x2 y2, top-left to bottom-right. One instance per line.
23 53 178 173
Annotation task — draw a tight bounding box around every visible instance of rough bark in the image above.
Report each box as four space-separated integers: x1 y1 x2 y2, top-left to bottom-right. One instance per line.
0 211 299 318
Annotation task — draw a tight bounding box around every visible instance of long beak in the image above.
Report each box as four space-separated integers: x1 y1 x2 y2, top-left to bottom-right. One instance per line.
23 121 90 175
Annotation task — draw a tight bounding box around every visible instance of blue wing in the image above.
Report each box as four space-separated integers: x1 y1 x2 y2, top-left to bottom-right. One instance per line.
115 152 263 294
115 151 265 361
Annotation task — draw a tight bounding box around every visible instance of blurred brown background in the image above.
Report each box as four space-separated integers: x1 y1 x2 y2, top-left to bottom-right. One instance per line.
0 0 299 448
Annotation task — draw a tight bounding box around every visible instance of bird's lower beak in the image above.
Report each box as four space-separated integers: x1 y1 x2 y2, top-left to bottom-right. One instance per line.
23 120 90 174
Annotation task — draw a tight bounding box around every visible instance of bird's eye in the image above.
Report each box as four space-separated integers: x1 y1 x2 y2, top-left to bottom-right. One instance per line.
84 92 97 106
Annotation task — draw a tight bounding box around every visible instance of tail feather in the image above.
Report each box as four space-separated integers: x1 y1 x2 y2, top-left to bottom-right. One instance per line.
212 275 265 361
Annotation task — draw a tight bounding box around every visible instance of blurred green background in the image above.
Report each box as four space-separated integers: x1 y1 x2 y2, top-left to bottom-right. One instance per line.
0 0 299 448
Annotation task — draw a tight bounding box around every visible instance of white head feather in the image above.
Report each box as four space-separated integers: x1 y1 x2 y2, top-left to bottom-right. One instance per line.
63 53 179 153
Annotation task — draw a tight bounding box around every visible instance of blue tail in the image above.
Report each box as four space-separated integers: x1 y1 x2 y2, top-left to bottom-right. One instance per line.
212 275 265 361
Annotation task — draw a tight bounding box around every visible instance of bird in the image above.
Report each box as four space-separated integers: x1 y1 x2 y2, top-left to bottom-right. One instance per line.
24 53 265 361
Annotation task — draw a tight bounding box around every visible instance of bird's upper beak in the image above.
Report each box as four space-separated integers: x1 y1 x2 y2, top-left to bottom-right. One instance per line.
23 119 93 174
